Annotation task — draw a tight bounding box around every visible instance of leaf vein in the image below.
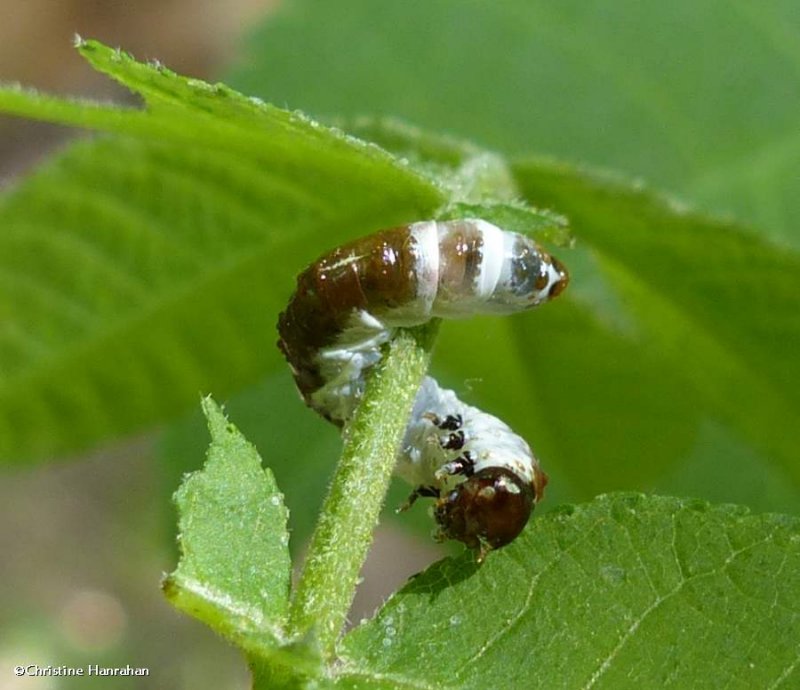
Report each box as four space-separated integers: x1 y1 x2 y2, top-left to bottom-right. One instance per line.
455 516 607 677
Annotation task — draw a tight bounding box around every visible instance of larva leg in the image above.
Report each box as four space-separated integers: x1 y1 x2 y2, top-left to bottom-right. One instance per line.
397 485 440 513
434 451 475 480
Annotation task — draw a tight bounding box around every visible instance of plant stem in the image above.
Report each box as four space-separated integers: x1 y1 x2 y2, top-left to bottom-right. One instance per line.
287 321 440 659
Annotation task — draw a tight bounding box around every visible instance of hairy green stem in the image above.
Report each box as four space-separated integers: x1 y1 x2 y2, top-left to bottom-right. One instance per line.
288 321 440 658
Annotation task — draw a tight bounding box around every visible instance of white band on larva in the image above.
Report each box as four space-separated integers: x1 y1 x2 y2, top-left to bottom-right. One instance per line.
277 219 568 556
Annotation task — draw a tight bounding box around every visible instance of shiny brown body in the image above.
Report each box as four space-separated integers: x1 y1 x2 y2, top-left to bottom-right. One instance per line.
277 226 419 411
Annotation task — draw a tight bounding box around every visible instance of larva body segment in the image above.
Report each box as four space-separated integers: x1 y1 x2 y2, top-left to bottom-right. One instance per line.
278 219 567 421
276 225 419 412
277 218 568 554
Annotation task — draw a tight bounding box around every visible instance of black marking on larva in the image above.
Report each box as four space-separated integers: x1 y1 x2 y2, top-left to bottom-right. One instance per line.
441 430 465 451
438 414 463 431
461 451 475 476
277 219 569 556
437 452 475 478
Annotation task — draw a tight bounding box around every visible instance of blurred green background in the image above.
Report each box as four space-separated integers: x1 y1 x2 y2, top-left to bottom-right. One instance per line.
2 1 799 688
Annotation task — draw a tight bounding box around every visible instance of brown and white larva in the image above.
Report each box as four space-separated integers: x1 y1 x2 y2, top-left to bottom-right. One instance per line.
277 218 568 556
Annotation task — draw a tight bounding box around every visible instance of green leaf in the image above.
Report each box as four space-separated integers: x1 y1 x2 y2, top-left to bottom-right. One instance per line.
233 0 800 246
163 397 291 654
160 373 341 553
2 39 435 184
0 40 445 464
337 493 800 689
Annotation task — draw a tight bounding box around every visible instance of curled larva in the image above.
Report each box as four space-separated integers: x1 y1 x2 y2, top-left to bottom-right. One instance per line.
397 376 549 553
277 218 568 555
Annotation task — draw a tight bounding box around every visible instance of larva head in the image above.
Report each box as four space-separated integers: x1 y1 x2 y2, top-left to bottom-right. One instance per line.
434 467 535 554
489 234 569 312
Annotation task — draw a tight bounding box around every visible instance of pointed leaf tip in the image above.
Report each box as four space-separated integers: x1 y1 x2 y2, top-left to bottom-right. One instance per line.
165 397 292 655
